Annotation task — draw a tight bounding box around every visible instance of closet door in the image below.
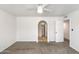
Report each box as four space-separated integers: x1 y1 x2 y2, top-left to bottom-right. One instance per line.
56 20 64 42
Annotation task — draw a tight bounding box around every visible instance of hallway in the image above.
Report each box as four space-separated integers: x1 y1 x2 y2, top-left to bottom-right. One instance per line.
0 40 79 54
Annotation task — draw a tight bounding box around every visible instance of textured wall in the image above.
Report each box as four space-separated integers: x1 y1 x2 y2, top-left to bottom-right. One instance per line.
16 17 64 42
0 10 16 52
67 10 79 52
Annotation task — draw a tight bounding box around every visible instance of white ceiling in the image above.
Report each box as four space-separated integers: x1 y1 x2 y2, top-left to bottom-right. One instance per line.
0 4 79 16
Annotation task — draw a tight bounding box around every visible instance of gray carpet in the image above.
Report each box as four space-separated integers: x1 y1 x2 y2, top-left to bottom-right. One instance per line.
0 40 79 54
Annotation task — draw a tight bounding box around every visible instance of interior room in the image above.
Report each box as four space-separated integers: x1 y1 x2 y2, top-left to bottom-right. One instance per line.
64 18 70 41
0 4 79 54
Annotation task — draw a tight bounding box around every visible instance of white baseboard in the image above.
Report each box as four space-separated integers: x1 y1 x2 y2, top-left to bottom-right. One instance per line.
0 41 16 52
16 41 37 42
70 44 79 52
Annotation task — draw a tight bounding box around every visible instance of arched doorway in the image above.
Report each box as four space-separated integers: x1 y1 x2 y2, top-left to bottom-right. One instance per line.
38 20 48 43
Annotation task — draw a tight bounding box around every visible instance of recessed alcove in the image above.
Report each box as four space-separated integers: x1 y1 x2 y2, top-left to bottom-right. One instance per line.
38 20 48 43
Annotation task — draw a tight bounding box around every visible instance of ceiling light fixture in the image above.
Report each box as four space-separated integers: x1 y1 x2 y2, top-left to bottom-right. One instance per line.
37 6 43 14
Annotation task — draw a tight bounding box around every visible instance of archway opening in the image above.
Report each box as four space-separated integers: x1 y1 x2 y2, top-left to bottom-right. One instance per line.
38 20 48 43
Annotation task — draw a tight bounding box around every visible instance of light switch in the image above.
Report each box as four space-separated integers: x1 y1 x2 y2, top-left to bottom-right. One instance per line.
72 29 74 31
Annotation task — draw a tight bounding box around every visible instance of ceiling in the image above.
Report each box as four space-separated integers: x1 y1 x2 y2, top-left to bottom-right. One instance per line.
0 4 79 16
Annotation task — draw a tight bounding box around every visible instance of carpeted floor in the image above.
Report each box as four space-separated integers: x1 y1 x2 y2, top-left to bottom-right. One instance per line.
0 40 79 54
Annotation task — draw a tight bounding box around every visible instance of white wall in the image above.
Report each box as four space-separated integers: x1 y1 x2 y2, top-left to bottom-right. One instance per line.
64 20 69 40
16 17 64 42
0 10 16 52
67 10 79 52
